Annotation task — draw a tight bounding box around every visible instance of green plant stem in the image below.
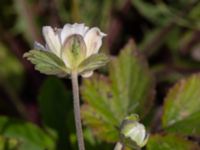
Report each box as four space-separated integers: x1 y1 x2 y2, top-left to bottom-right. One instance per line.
71 71 85 150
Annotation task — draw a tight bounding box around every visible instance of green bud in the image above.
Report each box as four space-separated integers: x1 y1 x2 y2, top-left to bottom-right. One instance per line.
120 114 149 149
61 34 87 69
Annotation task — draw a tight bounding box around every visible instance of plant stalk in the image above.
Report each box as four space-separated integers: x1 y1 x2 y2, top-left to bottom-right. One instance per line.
114 142 123 150
71 71 85 150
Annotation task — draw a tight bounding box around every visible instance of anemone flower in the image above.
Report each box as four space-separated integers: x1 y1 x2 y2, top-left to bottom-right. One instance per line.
34 23 107 77
24 23 109 150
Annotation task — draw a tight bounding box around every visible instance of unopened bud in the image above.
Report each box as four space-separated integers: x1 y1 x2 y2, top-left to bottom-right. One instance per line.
120 114 149 149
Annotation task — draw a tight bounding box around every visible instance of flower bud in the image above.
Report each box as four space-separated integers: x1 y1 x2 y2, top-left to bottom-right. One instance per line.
120 114 149 149
61 34 87 69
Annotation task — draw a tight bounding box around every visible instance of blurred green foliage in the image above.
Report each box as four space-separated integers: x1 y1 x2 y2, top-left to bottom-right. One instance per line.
162 74 200 136
38 77 72 150
0 116 55 150
81 41 154 142
147 134 199 150
0 43 24 90
0 0 200 150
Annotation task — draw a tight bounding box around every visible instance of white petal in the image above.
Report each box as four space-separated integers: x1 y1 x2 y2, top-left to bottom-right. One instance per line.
137 124 146 143
34 41 46 51
84 27 106 57
72 23 89 37
60 24 72 44
81 71 93 78
42 26 61 56
61 23 89 44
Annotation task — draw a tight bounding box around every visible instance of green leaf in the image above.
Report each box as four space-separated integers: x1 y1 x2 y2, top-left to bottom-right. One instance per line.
23 50 69 76
147 134 200 150
109 41 155 116
78 53 109 74
162 74 200 135
38 77 73 150
131 0 171 25
0 116 55 150
82 105 119 142
81 40 155 142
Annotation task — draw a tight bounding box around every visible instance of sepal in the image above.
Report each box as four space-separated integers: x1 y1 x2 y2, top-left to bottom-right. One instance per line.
78 53 109 76
23 50 69 77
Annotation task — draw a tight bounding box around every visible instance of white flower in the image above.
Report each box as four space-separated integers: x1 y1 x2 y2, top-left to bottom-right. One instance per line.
34 23 106 77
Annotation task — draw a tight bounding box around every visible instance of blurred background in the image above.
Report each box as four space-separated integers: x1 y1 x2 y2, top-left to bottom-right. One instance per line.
0 0 200 149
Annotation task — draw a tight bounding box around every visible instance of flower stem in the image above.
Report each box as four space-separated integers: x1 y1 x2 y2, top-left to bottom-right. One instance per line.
114 142 123 150
71 71 85 150
114 142 125 150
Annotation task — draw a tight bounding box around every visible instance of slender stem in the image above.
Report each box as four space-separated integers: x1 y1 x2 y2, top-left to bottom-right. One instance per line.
71 71 85 150
114 142 123 150
114 142 141 150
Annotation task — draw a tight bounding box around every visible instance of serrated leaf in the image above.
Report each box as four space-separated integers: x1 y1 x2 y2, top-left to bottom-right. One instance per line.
78 53 109 74
0 116 55 150
82 105 119 142
24 50 69 76
110 41 155 116
38 77 72 150
147 134 200 150
162 74 200 135
81 40 155 142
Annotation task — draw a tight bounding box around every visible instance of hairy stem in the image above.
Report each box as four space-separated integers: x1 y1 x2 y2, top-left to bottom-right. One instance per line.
71 71 85 150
